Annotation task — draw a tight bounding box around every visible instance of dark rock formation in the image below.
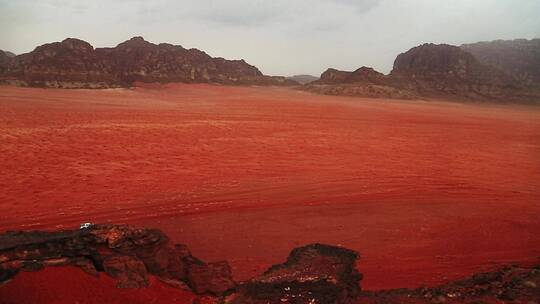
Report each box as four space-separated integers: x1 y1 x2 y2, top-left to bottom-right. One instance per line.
0 37 298 88
315 67 386 85
390 43 524 99
0 227 362 302
1 225 540 303
223 243 362 304
287 74 319 85
303 43 540 102
359 264 540 303
304 67 416 99
461 39 540 86
316 68 353 84
0 224 235 295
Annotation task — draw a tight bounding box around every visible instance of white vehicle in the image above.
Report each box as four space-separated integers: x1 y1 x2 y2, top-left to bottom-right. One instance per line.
79 222 94 230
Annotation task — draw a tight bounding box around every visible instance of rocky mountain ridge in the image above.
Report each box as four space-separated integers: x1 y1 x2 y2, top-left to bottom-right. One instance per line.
0 37 297 88
304 39 540 103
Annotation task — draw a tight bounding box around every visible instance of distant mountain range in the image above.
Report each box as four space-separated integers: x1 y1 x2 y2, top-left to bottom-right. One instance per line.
0 37 297 88
461 39 540 85
1 37 539 102
304 39 540 103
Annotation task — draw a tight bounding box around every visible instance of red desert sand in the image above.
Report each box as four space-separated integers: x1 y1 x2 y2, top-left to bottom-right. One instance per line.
0 83 539 303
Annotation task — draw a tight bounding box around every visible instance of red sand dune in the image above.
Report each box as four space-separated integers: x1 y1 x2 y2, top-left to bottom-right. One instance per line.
0 84 539 303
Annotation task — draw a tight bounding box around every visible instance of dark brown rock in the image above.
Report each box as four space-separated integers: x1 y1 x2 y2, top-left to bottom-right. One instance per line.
224 243 362 304
187 261 236 296
0 224 235 295
358 264 540 303
103 255 149 288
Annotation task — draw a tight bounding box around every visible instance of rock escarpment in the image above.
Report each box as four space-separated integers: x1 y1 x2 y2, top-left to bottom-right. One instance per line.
461 39 540 86
0 37 298 88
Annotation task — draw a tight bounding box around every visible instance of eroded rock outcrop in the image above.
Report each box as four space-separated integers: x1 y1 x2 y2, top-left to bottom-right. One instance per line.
0 226 363 302
0 224 236 295
303 67 416 99
1 225 540 303
303 43 540 102
0 37 298 88
224 243 362 304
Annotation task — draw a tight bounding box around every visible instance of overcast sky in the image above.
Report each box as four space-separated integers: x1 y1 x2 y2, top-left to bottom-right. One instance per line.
1 0 539 76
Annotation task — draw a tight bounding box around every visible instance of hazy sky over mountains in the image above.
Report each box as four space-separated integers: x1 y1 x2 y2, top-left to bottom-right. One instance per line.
1 0 539 76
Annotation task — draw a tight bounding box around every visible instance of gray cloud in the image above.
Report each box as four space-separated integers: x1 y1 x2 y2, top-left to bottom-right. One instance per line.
0 0 538 76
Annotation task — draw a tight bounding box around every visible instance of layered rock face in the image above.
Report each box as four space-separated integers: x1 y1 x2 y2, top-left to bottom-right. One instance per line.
461 39 540 85
0 37 297 88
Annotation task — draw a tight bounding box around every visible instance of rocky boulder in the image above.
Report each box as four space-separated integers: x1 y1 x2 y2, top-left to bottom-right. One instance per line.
224 243 362 304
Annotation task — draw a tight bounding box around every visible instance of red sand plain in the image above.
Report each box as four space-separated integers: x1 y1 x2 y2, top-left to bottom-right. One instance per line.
0 84 539 303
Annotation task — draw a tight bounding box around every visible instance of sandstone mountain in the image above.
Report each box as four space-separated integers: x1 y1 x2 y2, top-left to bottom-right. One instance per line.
286 74 319 84
390 43 523 99
0 37 297 88
461 39 540 86
304 42 540 102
